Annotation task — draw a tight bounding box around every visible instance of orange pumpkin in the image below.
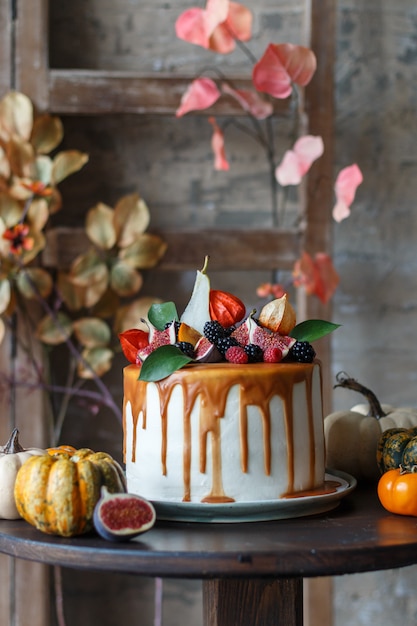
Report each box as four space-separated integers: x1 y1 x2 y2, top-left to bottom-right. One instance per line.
209 290 246 327
377 467 417 517
14 448 126 536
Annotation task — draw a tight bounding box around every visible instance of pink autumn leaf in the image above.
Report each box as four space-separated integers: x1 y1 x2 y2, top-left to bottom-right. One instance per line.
332 164 363 223
221 83 273 119
253 43 317 99
275 135 324 186
208 117 230 170
256 282 286 299
293 251 339 304
176 78 221 117
175 0 229 49
209 2 253 52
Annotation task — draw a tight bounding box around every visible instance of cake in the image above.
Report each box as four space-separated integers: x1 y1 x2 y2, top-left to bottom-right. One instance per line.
123 360 324 503
120 259 335 506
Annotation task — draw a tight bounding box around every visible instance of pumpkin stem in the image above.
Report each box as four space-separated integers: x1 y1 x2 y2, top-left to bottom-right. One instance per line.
334 371 387 420
3 428 25 454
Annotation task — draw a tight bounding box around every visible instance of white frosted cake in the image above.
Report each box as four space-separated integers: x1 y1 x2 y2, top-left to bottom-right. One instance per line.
123 360 325 503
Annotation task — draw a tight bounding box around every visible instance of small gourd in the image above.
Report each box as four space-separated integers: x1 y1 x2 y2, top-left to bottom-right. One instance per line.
0 429 47 520
14 447 126 536
377 427 417 473
324 373 417 481
93 486 156 541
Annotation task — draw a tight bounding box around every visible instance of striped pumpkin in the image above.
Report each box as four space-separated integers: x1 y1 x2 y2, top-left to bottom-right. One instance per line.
14 448 126 537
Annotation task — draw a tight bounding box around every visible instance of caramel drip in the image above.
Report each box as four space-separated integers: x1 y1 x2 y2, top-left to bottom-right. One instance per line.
123 362 319 502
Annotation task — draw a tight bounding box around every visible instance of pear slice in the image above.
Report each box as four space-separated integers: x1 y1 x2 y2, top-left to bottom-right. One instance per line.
258 294 296 335
180 256 211 335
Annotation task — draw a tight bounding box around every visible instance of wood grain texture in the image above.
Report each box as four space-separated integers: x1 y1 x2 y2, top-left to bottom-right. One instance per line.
14 0 49 108
43 227 304 271
203 578 303 626
0 486 416 579
48 70 291 116
0 327 50 626
0 0 12 93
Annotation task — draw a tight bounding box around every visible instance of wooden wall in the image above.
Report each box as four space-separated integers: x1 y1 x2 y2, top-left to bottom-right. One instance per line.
331 1 417 623
5 0 417 624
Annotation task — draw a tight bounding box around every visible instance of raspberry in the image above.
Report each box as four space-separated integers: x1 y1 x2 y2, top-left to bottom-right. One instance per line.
244 344 264 363
263 346 283 363
289 341 316 363
225 346 249 364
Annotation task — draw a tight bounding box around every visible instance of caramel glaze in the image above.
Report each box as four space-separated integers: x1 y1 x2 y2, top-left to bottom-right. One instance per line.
123 362 322 503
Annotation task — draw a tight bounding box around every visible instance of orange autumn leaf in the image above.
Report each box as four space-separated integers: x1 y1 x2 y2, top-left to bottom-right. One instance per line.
208 117 229 170
293 252 339 304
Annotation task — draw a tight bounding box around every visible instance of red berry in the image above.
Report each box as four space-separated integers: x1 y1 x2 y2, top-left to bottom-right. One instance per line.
225 346 249 364
263 346 283 363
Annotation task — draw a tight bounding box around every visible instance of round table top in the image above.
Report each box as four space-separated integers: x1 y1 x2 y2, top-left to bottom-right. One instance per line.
1 485 417 579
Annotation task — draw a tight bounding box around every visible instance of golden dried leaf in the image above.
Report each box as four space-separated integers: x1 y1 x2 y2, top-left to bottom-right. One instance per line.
57 272 87 311
72 317 111 348
0 92 33 142
36 312 72 345
51 150 89 185
31 114 64 155
113 296 163 334
0 145 10 179
70 249 108 287
0 317 5 345
0 193 23 227
19 230 46 266
110 261 143 297
27 197 49 231
77 347 114 379
8 138 35 178
47 187 63 214
16 267 53 300
34 154 53 185
90 288 120 319
113 193 150 248
0 278 11 314
119 233 167 269
85 202 116 250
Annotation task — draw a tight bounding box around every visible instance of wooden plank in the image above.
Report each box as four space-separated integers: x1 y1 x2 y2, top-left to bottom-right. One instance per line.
203 578 303 626
0 0 12 93
47 69 292 116
0 325 50 626
43 226 304 271
304 2 336 626
304 578 333 626
14 0 49 108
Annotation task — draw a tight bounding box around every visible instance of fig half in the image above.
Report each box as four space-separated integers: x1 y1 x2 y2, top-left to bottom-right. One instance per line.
93 486 156 542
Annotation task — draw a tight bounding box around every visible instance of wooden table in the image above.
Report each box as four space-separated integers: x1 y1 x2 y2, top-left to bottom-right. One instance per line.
1 485 417 626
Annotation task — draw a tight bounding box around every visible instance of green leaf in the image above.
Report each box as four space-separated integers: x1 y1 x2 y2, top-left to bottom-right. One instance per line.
290 320 341 342
148 302 178 330
139 345 192 382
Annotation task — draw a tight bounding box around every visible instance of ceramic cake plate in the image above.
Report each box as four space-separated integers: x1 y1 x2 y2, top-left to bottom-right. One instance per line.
151 469 357 523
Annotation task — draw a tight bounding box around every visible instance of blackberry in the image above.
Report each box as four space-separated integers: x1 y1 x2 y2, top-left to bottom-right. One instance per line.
244 343 264 363
164 320 180 336
175 341 195 359
289 341 316 363
203 320 225 343
216 336 240 355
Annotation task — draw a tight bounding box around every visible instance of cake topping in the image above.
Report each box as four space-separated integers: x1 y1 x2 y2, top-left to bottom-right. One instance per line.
119 257 340 381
